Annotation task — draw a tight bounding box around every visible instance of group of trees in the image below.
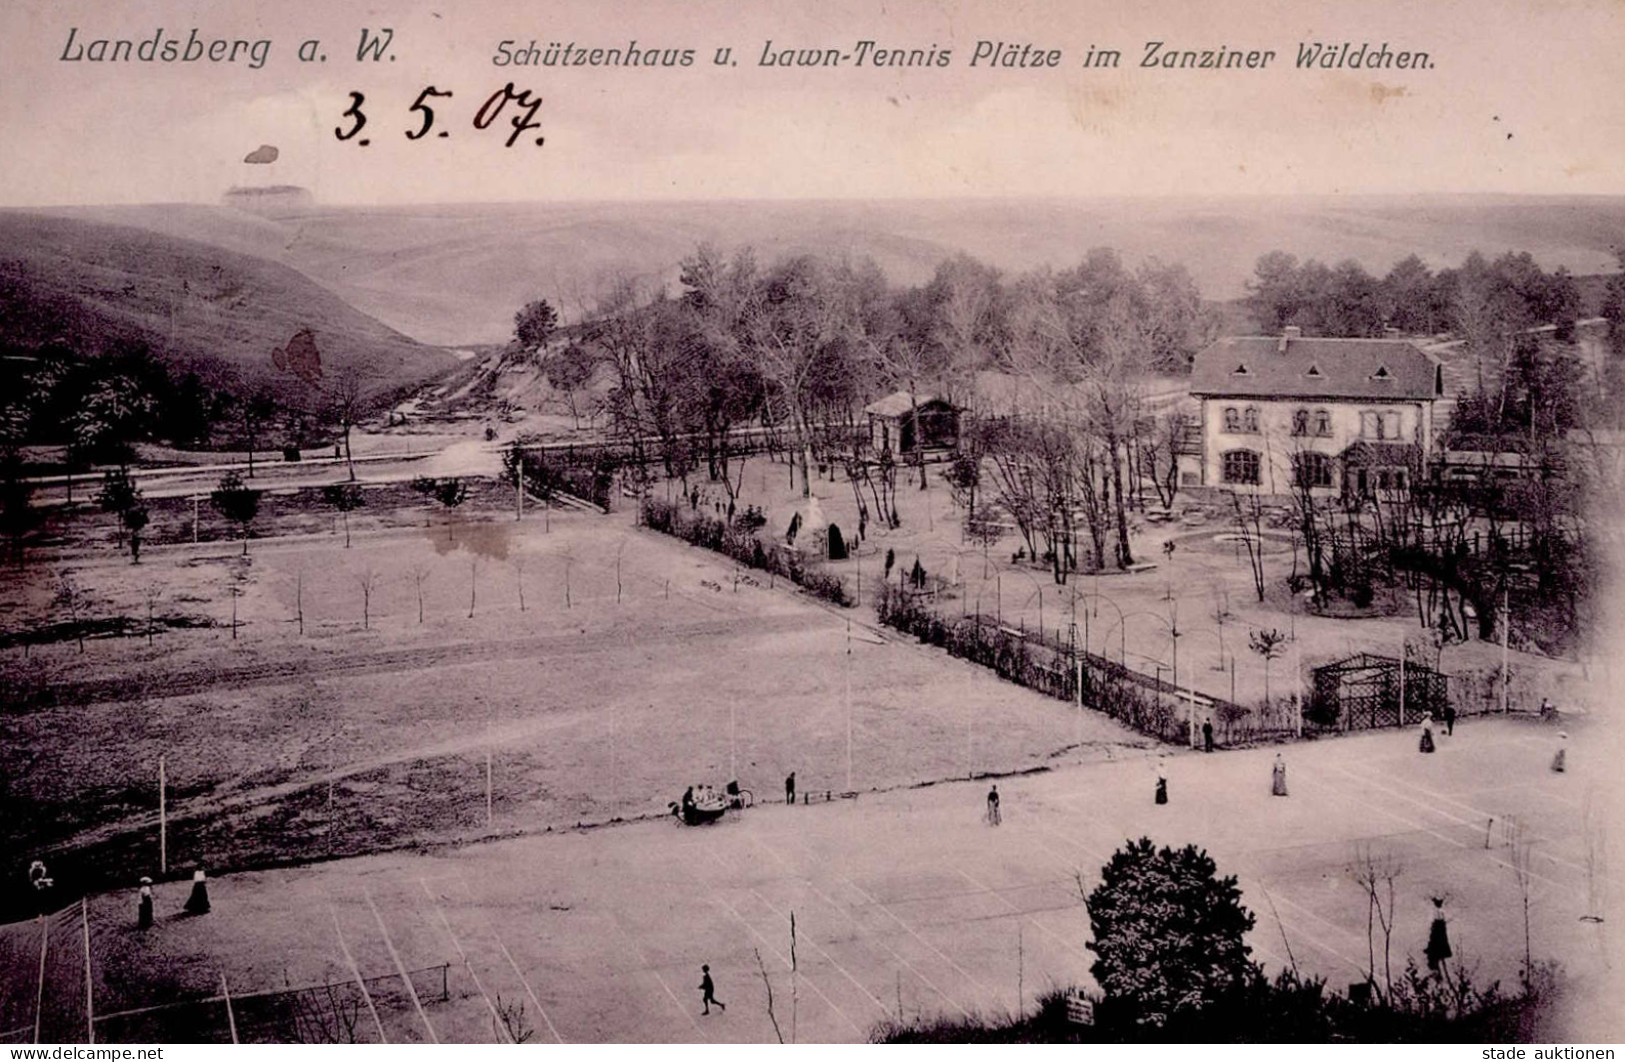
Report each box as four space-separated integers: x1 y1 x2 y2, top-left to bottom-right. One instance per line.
537 244 1209 574
1246 250 1582 341
0 332 375 482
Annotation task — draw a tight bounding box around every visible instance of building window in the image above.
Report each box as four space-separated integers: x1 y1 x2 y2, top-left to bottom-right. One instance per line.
1221 449 1260 485
1223 407 1240 432
1314 409 1332 437
1375 468 1408 492
1291 409 1308 436
1362 410 1401 441
1243 406 1260 433
1293 452 1334 489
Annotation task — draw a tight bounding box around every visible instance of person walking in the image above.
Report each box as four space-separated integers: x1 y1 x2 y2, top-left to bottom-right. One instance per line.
1418 717 1436 754
1425 897 1453 976
137 877 154 930
1202 719 1215 753
1154 775 1168 805
1271 752 1289 797
986 784 1001 825
785 772 796 805
1443 702 1457 737
1551 732 1568 773
699 964 725 1015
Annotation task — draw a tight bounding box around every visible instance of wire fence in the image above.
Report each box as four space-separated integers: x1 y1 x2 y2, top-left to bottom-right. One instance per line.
0 902 460 1045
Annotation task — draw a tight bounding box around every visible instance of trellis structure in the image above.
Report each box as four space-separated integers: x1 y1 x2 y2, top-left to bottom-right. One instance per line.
1309 652 1448 731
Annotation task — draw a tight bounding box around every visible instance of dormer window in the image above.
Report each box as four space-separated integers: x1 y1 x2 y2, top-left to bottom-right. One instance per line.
1372 365 1392 381
1232 363 1250 375
1305 364 1323 379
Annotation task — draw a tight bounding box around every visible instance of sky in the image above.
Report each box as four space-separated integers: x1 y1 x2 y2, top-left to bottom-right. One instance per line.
1 0 1623 206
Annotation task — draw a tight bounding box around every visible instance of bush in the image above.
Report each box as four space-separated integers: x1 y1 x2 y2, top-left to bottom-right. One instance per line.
827 522 848 560
1087 838 1257 1030
641 498 851 608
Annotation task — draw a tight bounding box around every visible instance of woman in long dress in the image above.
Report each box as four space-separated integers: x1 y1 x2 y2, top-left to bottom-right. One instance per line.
1551 732 1568 773
1419 717 1436 754
1271 753 1288 796
1425 897 1452 974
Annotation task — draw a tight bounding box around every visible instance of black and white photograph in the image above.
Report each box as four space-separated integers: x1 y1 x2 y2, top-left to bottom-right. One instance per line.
1 0 1622 1049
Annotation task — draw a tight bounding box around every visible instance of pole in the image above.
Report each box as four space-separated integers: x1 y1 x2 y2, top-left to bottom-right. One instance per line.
1398 640 1407 727
159 756 167 876
730 702 737 782
845 620 853 792
33 915 47 1043
221 973 239 1044
192 494 199 545
1291 620 1302 736
1500 586 1510 714
81 899 93 1044
485 750 493 829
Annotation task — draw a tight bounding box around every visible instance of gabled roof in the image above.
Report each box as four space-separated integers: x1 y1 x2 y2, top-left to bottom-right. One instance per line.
864 391 953 418
1189 335 1440 401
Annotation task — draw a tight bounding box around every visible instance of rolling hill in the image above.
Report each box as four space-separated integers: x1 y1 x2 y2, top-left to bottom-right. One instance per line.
0 212 453 398
46 195 1625 347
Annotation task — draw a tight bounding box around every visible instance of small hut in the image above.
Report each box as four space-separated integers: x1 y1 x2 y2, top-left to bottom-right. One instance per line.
864 392 960 456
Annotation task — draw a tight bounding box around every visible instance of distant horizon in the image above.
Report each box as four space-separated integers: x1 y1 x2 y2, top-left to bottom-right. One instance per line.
17 189 1625 211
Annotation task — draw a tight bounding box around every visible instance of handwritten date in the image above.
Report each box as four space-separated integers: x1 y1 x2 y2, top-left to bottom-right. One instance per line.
335 84 544 147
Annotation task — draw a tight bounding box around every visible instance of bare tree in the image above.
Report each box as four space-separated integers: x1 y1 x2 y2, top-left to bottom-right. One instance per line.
1347 842 1403 1002
1229 489 1270 602
1249 627 1288 709
1502 815 1536 991
754 949 784 1044
326 365 368 483
142 582 163 646
321 482 365 547
411 564 430 624
511 556 527 612
54 569 86 653
492 994 534 1044
355 567 379 630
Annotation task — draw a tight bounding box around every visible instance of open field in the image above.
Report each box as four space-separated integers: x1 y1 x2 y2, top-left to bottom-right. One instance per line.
0 507 1145 919
2 716 1615 1043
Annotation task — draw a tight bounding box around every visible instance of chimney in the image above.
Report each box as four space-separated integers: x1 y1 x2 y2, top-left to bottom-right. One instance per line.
1278 325 1301 353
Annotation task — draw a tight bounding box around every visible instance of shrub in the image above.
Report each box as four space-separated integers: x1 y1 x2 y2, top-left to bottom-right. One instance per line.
641 498 850 607
827 522 848 560
1086 838 1257 1030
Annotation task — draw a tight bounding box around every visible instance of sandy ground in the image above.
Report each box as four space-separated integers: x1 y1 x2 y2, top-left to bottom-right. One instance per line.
1 510 1144 905
3 716 1616 1044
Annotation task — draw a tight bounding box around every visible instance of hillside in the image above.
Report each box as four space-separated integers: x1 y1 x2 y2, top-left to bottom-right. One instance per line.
0 212 453 398
47 195 1625 346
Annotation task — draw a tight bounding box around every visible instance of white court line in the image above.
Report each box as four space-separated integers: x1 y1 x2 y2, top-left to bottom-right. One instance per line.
327 903 388 1043
952 866 1094 968
703 872 866 1038
452 869 565 1044
417 878 510 1043
1345 763 1587 872
363 886 439 1043
1324 764 1580 894
593 908 710 1041
745 886 893 1018
743 833 972 1020
1259 890 1371 976
840 878 996 1005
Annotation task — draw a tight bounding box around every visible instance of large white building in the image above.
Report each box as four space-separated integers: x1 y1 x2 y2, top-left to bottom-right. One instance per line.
1179 327 1445 498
